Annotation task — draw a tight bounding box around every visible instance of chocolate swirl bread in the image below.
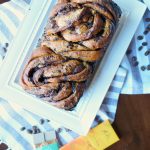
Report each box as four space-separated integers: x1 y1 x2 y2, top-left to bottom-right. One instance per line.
20 0 121 110
42 0 121 61
20 47 92 110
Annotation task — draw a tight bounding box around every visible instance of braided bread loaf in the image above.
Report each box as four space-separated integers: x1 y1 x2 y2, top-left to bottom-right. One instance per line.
20 0 121 110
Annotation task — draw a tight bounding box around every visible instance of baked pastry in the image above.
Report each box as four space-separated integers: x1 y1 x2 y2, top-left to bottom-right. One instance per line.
20 46 91 110
20 0 121 110
42 0 121 62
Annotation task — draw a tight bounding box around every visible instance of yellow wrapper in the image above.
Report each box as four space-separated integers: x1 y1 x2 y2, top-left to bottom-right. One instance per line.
60 120 119 150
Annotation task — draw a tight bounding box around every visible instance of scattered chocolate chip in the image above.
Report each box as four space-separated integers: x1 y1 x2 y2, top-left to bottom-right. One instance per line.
126 49 132 55
36 129 41 134
144 30 149 35
144 50 150 56
145 18 150 22
3 47 7 52
33 127 41 134
141 66 146 71
132 56 137 62
39 119 45 124
27 129 33 134
137 35 143 40
132 61 139 67
142 42 148 46
147 65 150 70
138 46 143 51
5 43 9 47
46 119 50 122
20 127 26 131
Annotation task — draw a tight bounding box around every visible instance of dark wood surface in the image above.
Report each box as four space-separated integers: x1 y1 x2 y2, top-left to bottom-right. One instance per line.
0 95 150 150
0 0 150 149
107 94 150 150
0 0 9 4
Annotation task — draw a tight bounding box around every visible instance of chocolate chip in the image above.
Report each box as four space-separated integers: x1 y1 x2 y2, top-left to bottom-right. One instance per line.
145 18 150 22
46 119 50 122
27 129 33 134
137 35 143 40
36 129 41 134
39 119 45 124
142 42 148 46
138 46 143 51
20 127 26 131
126 49 132 55
33 127 41 134
132 56 137 62
144 30 149 35
3 47 7 52
147 65 150 70
141 66 146 71
144 50 150 56
132 61 139 67
5 43 9 47
73 64 84 74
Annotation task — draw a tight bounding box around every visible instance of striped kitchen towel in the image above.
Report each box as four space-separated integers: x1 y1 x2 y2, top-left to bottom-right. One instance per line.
121 8 150 94
0 67 127 150
0 0 127 149
0 0 31 61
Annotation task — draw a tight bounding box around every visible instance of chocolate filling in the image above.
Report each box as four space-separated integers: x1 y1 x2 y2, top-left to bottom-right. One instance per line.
28 67 39 83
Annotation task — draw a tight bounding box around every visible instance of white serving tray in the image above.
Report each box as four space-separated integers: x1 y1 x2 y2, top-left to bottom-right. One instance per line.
0 0 146 135
144 0 150 10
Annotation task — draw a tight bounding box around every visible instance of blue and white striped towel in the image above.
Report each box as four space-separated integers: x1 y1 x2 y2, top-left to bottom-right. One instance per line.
0 0 126 149
121 8 150 94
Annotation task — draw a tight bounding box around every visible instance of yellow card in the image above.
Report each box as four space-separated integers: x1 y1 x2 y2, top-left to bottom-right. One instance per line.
60 120 119 150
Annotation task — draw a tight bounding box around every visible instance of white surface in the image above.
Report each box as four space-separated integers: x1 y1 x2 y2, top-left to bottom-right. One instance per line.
144 0 150 9
0 0 146 135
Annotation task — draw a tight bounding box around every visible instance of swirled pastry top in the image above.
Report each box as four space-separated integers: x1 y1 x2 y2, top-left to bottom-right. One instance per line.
20 47 92 110
42 0 121 62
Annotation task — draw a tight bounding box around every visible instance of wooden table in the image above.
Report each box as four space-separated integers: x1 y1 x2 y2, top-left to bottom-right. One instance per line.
0 0 150 149
107 94 150 150
0 0 9 4
1 95 150 150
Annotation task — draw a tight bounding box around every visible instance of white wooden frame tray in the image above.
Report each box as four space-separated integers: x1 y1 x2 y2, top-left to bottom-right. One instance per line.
0 0 146 135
